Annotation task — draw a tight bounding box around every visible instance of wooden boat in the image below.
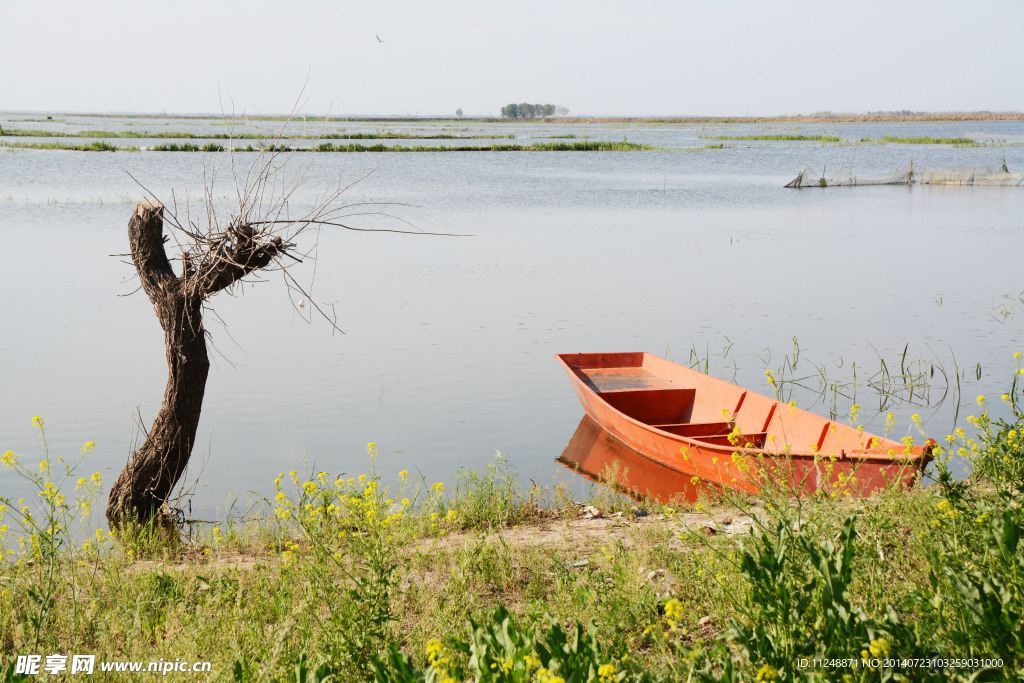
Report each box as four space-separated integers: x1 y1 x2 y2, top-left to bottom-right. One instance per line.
556 352 934 497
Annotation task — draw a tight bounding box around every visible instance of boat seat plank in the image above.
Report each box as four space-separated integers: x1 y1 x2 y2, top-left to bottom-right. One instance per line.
579 366 683 394
689 432 767 448
653 422 730 438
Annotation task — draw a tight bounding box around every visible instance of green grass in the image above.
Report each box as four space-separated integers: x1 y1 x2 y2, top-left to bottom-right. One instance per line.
0 141 129 152
260 141 656 152
0 128 514 141
863 135 978 146
2 361 1022 681
2 140 654 153
151 142 226 152
701 134 842 142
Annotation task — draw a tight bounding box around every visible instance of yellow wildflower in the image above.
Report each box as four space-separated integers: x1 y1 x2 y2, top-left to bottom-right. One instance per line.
869 638 891 658
664 598 683 620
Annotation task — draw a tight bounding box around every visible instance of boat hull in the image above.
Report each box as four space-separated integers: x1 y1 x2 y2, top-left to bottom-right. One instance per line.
557 352 933 497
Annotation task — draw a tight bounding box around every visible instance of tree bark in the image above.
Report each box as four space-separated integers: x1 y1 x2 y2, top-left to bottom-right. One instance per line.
106 202 283 526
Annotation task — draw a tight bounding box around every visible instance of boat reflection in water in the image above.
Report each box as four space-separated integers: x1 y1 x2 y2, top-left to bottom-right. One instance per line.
557 415 717 505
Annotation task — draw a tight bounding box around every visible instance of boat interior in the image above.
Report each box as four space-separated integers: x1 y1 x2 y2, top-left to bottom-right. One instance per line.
562 352 887 455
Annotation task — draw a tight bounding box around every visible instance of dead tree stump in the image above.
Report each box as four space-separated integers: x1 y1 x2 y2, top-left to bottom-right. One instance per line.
106 201 283 527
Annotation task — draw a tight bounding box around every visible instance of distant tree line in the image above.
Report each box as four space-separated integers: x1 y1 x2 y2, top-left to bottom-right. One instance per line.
500 103 568 119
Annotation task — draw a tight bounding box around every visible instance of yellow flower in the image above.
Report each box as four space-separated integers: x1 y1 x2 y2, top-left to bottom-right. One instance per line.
598 663 617 682
757 664 778 681
690 476 699 484
2 451 17 467
32 415 44 428
91 471 102 483
869 638 891 658
398 469 409 480
81 441 96 454
39 460 49 473
431 482 445 493
664 598 683 620
425 638 444 663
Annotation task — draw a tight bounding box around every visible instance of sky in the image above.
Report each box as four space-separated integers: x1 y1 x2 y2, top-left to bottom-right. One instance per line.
1 0 1022 117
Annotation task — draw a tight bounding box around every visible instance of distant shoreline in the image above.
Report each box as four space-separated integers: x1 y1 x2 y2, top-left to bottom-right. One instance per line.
4 112 1022 124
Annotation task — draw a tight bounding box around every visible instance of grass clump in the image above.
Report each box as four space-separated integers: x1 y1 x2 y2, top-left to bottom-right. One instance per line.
863 136 977 146
151 142 225 152
4 140 656 153
2 358 1022 681
308 141 656 152
0 128 514 141
702 134 841 142
0 141 125 152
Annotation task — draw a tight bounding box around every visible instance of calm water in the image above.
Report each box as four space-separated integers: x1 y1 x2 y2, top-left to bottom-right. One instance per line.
1 116 1022 516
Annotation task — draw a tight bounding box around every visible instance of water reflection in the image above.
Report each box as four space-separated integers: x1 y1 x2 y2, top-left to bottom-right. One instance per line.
557 415 716 504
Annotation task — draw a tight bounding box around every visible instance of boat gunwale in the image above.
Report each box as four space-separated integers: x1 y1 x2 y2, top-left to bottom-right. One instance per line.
556 352 932 465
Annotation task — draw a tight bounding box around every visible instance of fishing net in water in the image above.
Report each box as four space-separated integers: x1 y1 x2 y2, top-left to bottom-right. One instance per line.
785 162 915 188
919 161 1024 186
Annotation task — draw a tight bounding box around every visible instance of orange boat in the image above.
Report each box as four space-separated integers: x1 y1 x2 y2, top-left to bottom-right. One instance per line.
556 352 934 497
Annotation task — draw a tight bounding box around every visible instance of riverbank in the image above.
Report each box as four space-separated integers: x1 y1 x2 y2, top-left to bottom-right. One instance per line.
7 111 1024 124
2 383 1022 682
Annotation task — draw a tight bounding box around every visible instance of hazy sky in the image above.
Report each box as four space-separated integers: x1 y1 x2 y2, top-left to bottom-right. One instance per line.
2 0 1021 116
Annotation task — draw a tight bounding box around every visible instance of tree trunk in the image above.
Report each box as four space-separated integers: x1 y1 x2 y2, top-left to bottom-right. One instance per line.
106 202 282 526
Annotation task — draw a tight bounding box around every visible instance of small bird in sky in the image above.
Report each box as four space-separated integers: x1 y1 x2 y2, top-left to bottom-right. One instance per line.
376 34 385 43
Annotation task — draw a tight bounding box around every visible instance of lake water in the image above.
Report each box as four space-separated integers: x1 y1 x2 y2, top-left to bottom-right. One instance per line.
1 115 1022 517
